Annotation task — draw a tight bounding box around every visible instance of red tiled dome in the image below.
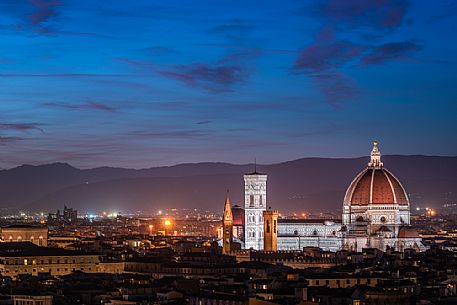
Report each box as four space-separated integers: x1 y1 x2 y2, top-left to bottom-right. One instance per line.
343 141 409 206
344 167 409 206
344 167 409 205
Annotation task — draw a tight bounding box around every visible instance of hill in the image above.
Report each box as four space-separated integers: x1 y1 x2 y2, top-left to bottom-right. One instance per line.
0 156 454 214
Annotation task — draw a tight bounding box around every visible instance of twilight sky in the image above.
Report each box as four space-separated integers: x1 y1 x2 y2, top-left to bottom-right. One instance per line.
0 0 456 169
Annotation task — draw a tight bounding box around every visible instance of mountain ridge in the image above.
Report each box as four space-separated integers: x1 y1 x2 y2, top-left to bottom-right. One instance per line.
0 155 455 214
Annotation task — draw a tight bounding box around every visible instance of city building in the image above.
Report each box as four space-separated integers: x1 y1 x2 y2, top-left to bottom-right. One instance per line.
239 141 425 252
263 209 278 251
342 141 425 252
47 205 78 224
0 242 100 279
232 205 245 241
222 191 233 254
1 225 48 247
244 170 267 250
13 295 53 305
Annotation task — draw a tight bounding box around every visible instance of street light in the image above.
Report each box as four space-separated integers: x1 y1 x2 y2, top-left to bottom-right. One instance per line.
148 224 153 236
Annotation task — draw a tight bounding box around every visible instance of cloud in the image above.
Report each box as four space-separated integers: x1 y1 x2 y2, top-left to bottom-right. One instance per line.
314 0 410 31
118 49 258 93
43 101 117 113
0 123 44 133
0 73 139 78
292 27 361 106
426 1 457 23
159 46 261 93
311 73 358 108
208 20 255 44
292 0 414 105
129 130 208 139
143 46 179 55
159 63 245 93
27 0 62 27
0 136 26 144
293 34 362 72
209 23 254 35
87 101 117 113
196 120 212 125
362 40 422 65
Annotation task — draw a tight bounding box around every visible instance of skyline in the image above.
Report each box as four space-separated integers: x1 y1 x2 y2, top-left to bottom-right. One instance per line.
0 0 456 168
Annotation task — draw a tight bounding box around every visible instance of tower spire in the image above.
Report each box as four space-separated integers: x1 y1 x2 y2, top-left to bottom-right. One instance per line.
368 140 383 168
222 189 233 254
224 189 232 221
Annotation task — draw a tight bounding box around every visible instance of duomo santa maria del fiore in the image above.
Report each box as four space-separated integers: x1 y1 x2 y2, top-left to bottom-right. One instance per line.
222 141 425 253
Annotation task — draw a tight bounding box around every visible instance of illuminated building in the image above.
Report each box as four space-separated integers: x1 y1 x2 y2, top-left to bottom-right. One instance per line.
244 169 267 250
0 243 100 279
263 209 278 251
342 141 425 252
1 225 48 247
222 191 233 254
241 141 425 252
231 205 245 241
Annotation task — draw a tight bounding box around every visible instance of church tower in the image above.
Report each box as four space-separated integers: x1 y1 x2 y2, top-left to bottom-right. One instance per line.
222 190 233 254
263 209 278 251
244 166 267 250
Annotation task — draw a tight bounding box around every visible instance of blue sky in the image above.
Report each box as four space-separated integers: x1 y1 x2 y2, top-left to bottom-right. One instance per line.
0 0 456 168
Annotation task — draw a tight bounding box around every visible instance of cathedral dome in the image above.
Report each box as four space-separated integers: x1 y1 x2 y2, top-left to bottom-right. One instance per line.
343 141 409 206
398 226 419 238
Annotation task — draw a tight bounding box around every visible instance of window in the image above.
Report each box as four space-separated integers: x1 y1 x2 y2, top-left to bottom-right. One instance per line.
259 195 263 206
273 220 277 234
266 220 270 233
249 195 254 207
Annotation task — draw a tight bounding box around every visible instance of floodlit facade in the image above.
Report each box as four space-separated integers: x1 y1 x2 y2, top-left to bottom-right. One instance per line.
244 171 267 250
1 225 48 247
241 141 424 252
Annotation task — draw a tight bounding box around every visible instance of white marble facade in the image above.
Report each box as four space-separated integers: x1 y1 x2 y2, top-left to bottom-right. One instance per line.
244 172 267 250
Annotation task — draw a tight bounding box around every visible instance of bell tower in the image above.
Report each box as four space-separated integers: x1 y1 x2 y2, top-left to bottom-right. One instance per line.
263 208 278 251
244 164 267 250
222 190 233 254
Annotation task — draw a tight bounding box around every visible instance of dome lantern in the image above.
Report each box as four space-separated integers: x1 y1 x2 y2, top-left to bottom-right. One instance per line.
368 140 383 168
